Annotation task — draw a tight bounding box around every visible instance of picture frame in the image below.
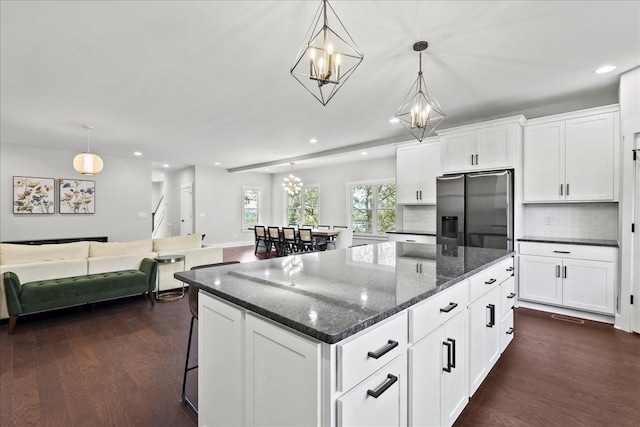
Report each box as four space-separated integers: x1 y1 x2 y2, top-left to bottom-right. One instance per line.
59 179 96 214
13 176 55 214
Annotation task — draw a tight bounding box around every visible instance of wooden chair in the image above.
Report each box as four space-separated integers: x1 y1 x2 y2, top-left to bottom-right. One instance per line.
254 225 268 255
298 228 315 252
317 225 330 230
267 226 284 257
183 261 240 414
282 227 298 254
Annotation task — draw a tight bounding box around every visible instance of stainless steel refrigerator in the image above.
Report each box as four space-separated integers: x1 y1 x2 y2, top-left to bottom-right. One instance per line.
436 170 513 250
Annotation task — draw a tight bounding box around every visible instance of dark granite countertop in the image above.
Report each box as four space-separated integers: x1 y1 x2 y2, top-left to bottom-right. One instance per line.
387 230 437 236
518 236 618 248
175 242 513 344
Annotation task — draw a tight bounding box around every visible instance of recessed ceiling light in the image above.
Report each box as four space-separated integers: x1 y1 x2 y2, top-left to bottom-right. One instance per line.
595 65 616 74
389 117 400 123
361 152 368 156
214 162 221 166
265 168 270 171
309 138 318 144
133 151 142 156
162 164 169 168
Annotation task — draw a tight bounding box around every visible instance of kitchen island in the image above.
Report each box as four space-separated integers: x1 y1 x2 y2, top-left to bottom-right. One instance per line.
175 242 515 427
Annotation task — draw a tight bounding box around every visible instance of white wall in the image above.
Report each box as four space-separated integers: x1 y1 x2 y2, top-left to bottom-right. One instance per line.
270 157 396 227
194 165 272 246
619 67 640 135
0 143 152 242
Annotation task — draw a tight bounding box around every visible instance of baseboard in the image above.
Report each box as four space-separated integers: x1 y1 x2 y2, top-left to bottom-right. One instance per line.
204 240 253 249
517 300 614 324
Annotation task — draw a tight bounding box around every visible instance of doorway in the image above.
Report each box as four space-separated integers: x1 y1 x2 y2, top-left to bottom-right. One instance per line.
181 184 194 235
633 135 640 333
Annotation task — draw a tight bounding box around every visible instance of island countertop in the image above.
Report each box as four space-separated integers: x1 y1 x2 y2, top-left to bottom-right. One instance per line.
175 242 513 344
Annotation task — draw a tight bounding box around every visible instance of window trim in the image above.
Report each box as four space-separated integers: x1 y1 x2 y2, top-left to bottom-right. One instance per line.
241 186 263 231
345 178 396 238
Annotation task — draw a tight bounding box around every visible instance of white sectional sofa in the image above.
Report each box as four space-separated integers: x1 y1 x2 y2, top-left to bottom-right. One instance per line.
0 234 223 320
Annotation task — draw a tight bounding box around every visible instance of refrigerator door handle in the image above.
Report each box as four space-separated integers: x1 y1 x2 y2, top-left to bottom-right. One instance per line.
437 174 465 181
466 170 511 179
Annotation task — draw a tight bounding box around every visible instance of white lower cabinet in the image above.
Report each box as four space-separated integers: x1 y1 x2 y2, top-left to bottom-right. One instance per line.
519 242 616 315
409 310 467 427
388 233 437 244
468 285 501 396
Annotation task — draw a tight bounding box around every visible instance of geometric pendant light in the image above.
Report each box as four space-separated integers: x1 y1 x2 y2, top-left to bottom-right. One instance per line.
394 41 446 142
73 125 104 175
290 0 364 106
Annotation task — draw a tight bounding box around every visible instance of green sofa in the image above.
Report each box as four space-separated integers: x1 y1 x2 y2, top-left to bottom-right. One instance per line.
3 258 158 334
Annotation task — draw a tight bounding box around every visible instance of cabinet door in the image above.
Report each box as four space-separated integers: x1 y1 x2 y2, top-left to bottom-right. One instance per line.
519 255 562 305
408 326 443 427
245 314 321 427
475 125 512 170
562 258 615 314
396 145 422 204
419 143 442 204
523 122 565 202
483 286 501 374
337 355 406 427
468 287 500 396
442 131 476 173
441 311 468 427
565 113 615 201
198 292 243 427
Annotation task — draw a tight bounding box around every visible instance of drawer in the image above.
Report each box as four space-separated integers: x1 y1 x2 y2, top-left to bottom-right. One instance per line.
388 233 436 244
337 312 407 393
469 263 501 303
337 355 406 427
499 256 515 283
500 276 516 318
519 242 616 262
409 280 468 344
500 309 515 353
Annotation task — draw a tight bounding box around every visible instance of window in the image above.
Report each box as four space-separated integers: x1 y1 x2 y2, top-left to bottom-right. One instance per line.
242 186 262 230
286 185 319 226
349 181 396 236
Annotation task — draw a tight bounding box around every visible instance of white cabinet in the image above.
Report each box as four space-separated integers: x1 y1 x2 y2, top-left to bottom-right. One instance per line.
199 292 321 427
387 233 436 244
439 117 524 174
468 285 501 396
409 310 467 427
524 106 619 202
519 242 616 315
396 141 441 204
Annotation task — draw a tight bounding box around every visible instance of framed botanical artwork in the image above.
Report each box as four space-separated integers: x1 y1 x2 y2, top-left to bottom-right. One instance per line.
59 179 96 214
13 176 55 214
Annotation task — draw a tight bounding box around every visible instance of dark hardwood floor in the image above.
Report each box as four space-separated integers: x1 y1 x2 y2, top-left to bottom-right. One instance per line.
1 245 638 427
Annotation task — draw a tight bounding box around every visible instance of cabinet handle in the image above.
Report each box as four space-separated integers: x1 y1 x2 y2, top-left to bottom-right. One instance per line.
475 154 479 165
416 263 419 273
419 263 422 274
560 184 563 196
486 304 496 328
553 250 571 254
443 341 453 373
406 239 416 242
419 190 422 200
448 338 456 368
563 266 567 279
416 190 419 200
556 265 561 278
471 154 474 165
567 183 570 195
507 292 516 299
506 327 515 335
440 302 458 313
505 266 514 272
367 340 399 359
485 278 497 285
367 374 398 398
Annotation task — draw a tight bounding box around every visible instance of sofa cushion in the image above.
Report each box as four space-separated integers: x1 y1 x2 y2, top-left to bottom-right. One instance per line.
88 252 157 275
153 234 202 252
89 239 152 257
0 241 90 265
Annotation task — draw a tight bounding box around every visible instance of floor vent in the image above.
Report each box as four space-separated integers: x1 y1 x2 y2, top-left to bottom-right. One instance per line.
550 314 585 324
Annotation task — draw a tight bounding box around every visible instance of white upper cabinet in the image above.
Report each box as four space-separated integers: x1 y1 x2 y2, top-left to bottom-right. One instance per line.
439 116 524 174
396 139 441 204
523 105 619 203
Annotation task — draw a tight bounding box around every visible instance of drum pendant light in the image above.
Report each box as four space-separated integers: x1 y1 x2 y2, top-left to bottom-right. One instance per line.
73 125 104 175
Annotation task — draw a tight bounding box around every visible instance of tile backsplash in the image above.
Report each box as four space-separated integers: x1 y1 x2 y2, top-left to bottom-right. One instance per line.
524 203 618 240
400 205 436 232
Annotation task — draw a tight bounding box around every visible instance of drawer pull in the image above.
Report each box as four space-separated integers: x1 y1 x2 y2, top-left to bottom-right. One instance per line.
367 374 398 398
486 304 496 328
367 340 398 359
485 278 497 285
553 250 571 254
440 302 458 313
506 327 515 335
507 293 516 299
406 239 416 242
443 340 453 373
505 266 514 272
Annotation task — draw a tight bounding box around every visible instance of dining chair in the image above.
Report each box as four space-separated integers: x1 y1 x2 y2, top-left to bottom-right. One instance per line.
317 225 330 230
254 225 268 255
183 261 241 414
282 227 298 255
298 228 315 252
333 225 348 230
267 226 284 257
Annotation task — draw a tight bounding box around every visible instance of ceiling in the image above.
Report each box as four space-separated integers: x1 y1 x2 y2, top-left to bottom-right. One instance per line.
1 1 639 177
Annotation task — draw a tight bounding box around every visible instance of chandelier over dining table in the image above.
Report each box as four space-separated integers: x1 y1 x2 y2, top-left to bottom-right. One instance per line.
283 162 303 195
